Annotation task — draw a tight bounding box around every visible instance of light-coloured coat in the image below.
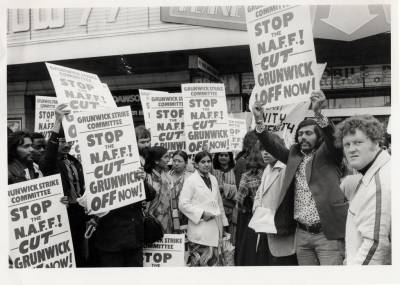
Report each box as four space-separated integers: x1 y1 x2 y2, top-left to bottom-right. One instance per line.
341 150 391 265
179 170 228 247
252 161 295 257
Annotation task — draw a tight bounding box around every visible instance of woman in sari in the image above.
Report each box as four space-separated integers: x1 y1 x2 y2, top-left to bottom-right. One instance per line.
168 150 192 233
144 146 173 233
235 142 266 265
212 152 237 242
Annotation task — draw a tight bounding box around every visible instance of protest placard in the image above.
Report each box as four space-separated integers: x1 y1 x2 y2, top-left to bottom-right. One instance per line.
143 234 185 267
139 89 169 135
46 63 116 142
246 5 319 108
75 106 145 214
8 174 75 268
68 141 81 162
228 118 247 152
34 96 59 140
149 92 185 152
182 83 230 154
251 89 309 147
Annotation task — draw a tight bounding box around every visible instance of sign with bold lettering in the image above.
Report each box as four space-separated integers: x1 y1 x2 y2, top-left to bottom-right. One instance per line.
75 106 145 214
143 234 185 267
46 63 116 142
8 174 75 268
251 93 309 147
161 6 246 30
149 93 186 153
246 5 319 108
182 83 230 154
139 89 169 135
228 118 247 152
34 96 58 140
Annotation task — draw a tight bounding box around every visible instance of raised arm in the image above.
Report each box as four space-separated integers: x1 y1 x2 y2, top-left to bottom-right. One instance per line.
252 103 289 164
311 91 343 163
39 104 70 175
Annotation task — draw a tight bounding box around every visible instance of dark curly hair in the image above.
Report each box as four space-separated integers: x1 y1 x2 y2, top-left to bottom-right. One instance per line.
213 152 235 171
245 141 266 170
135 125 151 140
144 146 168 173
334 115 384 147
235 130 259 161
294 119 323 148
8 131 32 163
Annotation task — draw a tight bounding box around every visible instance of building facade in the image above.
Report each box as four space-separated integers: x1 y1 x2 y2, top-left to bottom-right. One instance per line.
7 6 391 131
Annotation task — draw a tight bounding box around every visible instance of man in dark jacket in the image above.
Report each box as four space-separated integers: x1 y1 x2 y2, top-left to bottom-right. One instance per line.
252 91 348 265
93 127 156 267
39 104 88 267
92 179 155 267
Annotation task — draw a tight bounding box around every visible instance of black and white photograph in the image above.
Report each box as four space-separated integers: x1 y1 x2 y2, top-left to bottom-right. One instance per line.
1 0 398 284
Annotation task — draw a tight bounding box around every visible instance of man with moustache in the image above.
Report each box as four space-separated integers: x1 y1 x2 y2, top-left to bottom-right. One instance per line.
39 103 88 267
252 91 348 265
8 131 43 184
337 115 391 265
135 125 151 166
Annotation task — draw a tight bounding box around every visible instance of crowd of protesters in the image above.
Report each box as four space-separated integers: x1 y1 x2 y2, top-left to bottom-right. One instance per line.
8 91 391 267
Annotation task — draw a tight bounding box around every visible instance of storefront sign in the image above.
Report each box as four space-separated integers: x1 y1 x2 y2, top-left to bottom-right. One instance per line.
143 234 185 267
161 6 246 31
75 106 144 214
113 94 144 118
246 5 319 108
8 174 75 268
161 5 390 41
189 55 220 81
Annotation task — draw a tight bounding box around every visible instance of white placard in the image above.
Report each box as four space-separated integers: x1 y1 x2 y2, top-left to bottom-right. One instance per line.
228 118 247 152
75 106 144 214
149 92 186 153
34 96 59 140
182 83 230 154
46 63 116 142
246 5 319 108
8 174 75 268
143 234 185 267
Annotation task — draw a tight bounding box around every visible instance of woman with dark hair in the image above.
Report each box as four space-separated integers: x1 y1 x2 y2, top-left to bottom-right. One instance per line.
168 150 192 232
212 152 237 242
179 151 228 266
144 146 174 233
235 141 266 265
234 131 259 189
8 131 43 184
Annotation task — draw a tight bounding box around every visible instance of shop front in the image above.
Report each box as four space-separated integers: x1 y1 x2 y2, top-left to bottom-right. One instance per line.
7 6 391 131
